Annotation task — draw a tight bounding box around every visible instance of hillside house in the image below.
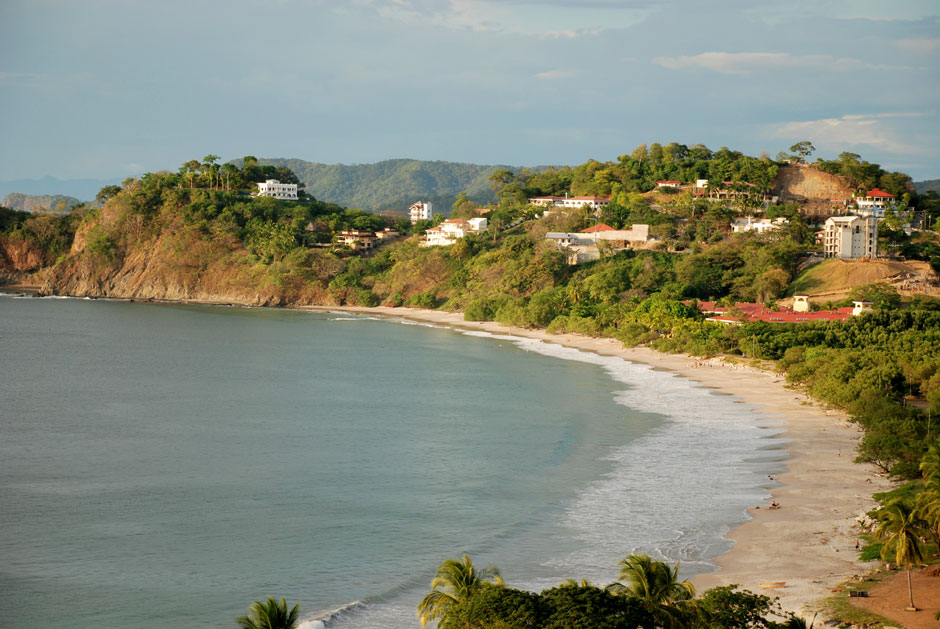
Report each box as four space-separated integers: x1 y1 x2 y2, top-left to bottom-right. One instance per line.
333 230 377 252
528 195 611 211
823 215 878 259
545 222 651 264
731 217 788 234
656 180 681 189
409 201 433 224
423 217 487 247
853 188 896 217
374 227 400 241
256 179 298 200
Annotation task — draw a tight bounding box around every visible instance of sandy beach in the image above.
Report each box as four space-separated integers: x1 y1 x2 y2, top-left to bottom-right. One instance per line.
306 305 893 621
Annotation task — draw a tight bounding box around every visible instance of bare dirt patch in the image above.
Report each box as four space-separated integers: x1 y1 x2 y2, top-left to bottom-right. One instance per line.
848 568 940 628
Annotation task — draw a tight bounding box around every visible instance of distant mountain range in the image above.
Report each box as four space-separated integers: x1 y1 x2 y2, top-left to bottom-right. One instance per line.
254 158 522 213
3 164 937 214
1 193 82 214
0 176 119 202
915 179 940 195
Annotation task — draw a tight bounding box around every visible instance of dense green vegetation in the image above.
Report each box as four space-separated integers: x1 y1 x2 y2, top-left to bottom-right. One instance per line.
414 554 806 628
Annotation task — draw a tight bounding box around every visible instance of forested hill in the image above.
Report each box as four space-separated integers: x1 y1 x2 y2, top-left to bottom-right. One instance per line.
250 158 518 213
916 179 940 195
2 193 82 214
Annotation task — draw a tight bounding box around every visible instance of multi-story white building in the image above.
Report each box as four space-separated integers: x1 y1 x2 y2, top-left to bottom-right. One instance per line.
256 179 298 200
823 215 878 259
422 218 487 247
409 201 433 224
853 188 896 218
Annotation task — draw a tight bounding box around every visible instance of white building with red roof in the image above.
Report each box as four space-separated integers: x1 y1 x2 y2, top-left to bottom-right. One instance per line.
409 201 433 224
853 188 896 217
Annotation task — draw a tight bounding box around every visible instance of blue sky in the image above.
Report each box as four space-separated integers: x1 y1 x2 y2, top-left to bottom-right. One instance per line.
1 0 938 181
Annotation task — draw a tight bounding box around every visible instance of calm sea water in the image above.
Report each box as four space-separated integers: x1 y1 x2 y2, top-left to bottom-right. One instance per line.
0 295 786 628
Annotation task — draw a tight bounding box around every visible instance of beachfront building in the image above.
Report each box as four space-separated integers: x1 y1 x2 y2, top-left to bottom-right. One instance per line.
423 217 488 247
731 217 788 234
409 201 433 224
256 179 298 200
823 215 878 259
853 188 896 217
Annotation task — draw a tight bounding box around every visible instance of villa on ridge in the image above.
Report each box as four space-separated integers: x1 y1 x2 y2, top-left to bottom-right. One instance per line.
256 179 298 200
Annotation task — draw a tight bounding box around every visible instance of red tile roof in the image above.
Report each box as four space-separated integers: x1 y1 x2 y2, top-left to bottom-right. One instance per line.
867 188 895 198
580 222 617 233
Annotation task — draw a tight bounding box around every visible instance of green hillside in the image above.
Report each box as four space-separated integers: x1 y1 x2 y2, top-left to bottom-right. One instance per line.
253 158 517 214
1 193 82 214
915 178 940 195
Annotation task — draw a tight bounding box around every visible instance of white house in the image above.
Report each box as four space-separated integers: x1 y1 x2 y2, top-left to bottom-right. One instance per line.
656 180 681 188
422 217 488 247
528 195 611 211
823 215 878 259
853 188 896 218
409 201 433 224
731 217 788 234
545 222 651 263
333 230 377 251
256 179 298 200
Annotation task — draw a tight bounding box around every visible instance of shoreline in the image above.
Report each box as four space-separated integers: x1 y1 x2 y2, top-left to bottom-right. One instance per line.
4 290 893 620
304 305 892 620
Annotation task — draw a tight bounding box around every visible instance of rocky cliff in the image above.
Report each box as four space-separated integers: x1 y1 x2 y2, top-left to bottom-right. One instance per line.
38 218 339 307
772 164 856 216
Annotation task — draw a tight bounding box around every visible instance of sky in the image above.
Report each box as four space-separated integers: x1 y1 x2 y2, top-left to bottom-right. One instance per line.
1 0 939 182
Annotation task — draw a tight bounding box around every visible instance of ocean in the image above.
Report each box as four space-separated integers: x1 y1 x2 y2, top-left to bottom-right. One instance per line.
0 294 785 628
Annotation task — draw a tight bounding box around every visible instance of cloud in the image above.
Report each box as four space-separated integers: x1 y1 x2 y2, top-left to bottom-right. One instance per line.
896 37 940 53
774 113 926 155
653 52 907 75
536 69 573 79
343 0 655 34
539 28 601 39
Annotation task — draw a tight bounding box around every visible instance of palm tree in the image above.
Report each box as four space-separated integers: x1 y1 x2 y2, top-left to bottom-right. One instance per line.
916 445 940 551
875 499 926 611
609 553 697 628
236 597 300 629
416 555 503 628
